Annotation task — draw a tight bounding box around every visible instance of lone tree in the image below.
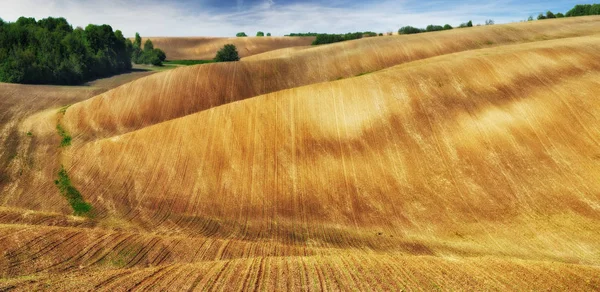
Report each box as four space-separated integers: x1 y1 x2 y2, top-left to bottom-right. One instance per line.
256 31 264 37
267 32 271 36
236 32 247 37
214 44 240 62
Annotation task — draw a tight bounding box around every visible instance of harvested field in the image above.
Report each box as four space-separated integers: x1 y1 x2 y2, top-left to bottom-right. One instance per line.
147 36 315 60
1 16 600 290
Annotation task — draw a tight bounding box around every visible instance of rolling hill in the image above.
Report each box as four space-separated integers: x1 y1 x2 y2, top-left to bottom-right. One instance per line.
1 16 600 290
146 36 315 60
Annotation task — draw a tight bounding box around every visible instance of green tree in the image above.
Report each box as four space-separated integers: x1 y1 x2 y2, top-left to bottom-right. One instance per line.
546 11 556 18
0 17 131 85
426 25 444 32
398 26 424 34
556 12 565 18
266 32 271 36
537 13 547 20
214 44 240 62
443 24 453 30
132 32 142 63
143 39 154 51
155 49 166 62
256 31 264 37
134 33 142 47
467 20 473 27
236 32 247 37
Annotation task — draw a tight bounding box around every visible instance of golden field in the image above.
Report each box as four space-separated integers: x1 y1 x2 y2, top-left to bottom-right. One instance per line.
1 16 600 290
146 36 315 60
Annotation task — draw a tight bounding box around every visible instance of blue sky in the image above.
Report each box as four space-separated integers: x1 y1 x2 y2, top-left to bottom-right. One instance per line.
1 0 582 37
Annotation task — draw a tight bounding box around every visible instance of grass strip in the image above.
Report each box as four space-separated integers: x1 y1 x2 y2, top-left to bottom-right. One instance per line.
54 165 92 216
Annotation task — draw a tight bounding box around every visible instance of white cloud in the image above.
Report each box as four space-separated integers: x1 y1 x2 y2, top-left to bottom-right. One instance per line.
0 0 569 37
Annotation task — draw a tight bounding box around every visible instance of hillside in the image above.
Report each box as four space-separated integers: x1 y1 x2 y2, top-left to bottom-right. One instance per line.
63 16 600 142
146 36 315 60
1 16 600 290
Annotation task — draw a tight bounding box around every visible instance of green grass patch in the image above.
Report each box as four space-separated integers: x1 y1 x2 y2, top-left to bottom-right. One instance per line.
164 59 215 66
54 165 92 216
56 123 72 147
57 104 71 115
356 71 372 77
26 131 33 137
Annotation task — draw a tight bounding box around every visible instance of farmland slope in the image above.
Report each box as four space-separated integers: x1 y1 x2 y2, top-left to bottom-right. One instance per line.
66 16 600 142
147 36 315 60
1 17 600 290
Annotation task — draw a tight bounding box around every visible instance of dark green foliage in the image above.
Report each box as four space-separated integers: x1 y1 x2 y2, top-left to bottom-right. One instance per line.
256 31 264 37
163 60 214 65
426 25 444 32
214 44 240 62
54 165 92 216
26 131 32 137
556 12 565 18
538 13 547 20
56 123 72 147
155 49 166 62
143 39 153 51
399 23 454 35
266 32 271 36
565 4 600 17
399 26 425 34
459 20 473 28
0 17 131 85
311 32 373 45
236 32 247 37
312 34 344 45
378 33 383 36
131 36 165 66
546 11 556 19
286 32 318 36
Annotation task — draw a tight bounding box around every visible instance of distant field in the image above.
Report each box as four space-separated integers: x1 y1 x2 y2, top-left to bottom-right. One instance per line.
164 59 215 65
2 16 600 290
146 36 315 60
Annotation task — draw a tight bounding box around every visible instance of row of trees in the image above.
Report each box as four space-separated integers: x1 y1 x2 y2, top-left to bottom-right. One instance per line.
399 23 455 35
236 32 272 37
397 20 496 35
285 32 319 36
0 17 132 85
312 31 378 45
532 3 600 21
131 33 166 66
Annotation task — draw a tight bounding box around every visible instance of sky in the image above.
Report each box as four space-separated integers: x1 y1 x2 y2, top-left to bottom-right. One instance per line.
1 0 582 37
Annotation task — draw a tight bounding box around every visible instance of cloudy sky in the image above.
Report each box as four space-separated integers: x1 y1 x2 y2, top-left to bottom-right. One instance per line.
1 0 580 37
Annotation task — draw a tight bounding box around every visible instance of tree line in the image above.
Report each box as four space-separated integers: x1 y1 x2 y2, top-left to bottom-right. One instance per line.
0 17 132 85
537 3 600 20
0 17 167 85
236 32 271 37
